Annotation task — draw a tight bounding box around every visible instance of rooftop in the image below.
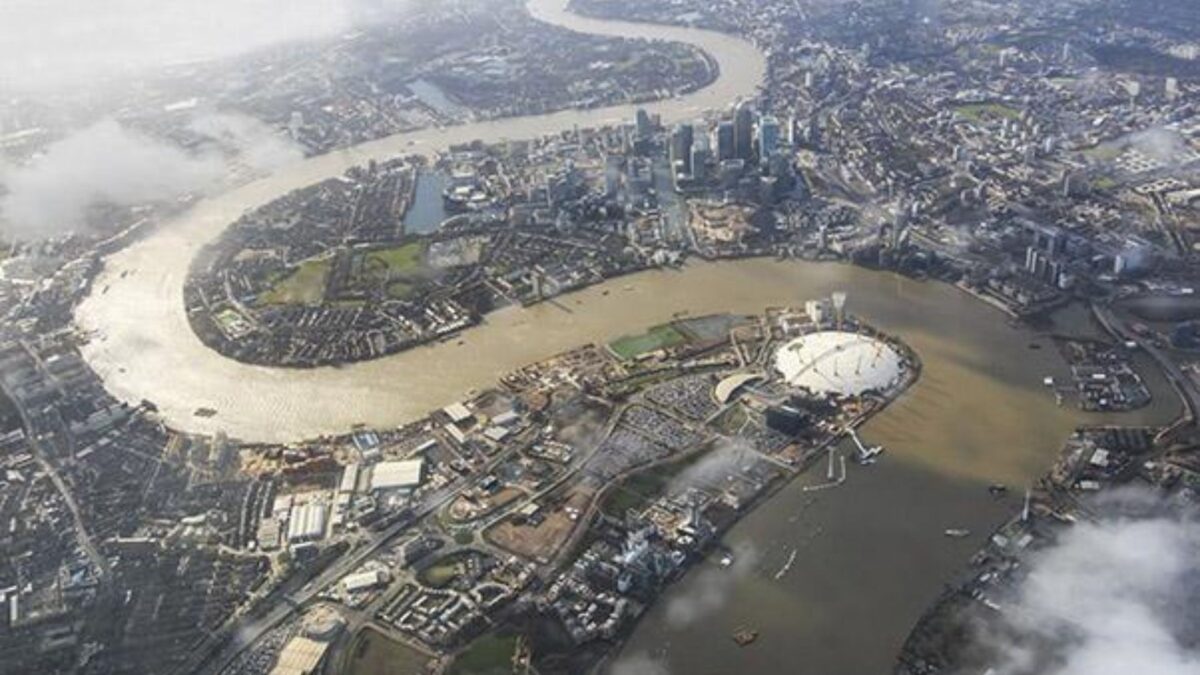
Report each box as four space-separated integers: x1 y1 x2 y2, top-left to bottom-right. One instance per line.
775 331 904 397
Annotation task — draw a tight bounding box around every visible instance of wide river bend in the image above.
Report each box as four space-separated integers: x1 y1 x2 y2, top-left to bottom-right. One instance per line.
72 3 1180 673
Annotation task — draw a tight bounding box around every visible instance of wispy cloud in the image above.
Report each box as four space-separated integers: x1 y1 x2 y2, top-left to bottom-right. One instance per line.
977 489 1200 675
609 652 671 675
0 0 417 91
0 113 301 239
188 112 305 172
664 541 759 629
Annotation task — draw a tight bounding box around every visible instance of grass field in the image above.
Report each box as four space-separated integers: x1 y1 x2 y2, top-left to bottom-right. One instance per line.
609 323 688 360
449 634 519 675
257 258 331 305
711 403 749 435
347 242 428 299
386 280 417 300
365 242 425 278
599 447 709 517
417 550 474 588
954 102 1020 123
344 628 428 675
1083 144 1124 162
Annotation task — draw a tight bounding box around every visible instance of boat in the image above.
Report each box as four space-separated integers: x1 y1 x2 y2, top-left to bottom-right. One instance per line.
773 549 797 580
193 407 218 418
944 529 971 538
719 553 734 568
732 628 759 647
988 484 1008 497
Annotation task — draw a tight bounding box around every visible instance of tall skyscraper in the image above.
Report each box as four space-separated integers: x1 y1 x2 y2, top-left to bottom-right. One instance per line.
691 133 712 182
669 123 695 175
604 155 623 197
636 108 652 137
716 121 735 161
734 100 756 162
758 115 781 162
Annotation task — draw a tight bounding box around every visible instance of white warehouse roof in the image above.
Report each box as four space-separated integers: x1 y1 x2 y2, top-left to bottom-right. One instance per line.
443 403 472 423
340 569 388 593
370 459 424 492
286 503 328 543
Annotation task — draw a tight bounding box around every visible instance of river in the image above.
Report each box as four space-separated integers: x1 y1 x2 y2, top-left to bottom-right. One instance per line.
73 0 766 442
69 2 1182 673
605 285 1178 675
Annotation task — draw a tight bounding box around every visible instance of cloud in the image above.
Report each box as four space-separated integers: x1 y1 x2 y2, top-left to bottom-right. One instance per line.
609 652 671 675
977 489 1200 675
0 114 302 239
0 120 224 239
1127 128 1193 166
0 0 417 92
666 439 756 494
663 541 758 629
188 113 305 172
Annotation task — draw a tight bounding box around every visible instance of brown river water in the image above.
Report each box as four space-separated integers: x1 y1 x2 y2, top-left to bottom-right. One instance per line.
70 2 1179 672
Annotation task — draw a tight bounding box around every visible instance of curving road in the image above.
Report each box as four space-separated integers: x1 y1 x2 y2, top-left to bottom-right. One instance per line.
73 0 767 442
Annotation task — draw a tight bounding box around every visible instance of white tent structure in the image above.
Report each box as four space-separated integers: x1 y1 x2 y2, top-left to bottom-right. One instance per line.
775 331 903 396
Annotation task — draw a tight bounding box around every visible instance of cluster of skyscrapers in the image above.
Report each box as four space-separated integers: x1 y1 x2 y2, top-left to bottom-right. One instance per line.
659 100 791 195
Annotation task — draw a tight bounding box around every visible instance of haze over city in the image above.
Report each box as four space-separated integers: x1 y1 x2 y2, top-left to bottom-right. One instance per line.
0 1 1198 675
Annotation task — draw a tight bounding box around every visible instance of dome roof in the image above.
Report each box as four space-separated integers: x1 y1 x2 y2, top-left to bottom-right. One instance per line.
774 331 903 397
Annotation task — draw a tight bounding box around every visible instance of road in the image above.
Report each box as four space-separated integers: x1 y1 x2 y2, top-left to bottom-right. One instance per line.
163 0 763 668
1091 302 1200 423
187 476 465 675
1 344 111 582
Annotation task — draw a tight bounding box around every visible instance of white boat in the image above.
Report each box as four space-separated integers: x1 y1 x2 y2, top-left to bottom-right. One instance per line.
944 529 971 538
773 549 798 580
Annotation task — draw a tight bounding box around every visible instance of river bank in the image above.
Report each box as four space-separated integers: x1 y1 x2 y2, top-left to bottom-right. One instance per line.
73 0 766 442
62 2 1189 674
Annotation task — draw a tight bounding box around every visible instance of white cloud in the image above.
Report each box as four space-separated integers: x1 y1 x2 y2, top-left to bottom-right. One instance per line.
1128 128 1192 166
0 120 223 239
981 490 1200 675
609 652 671 675
663 541 758 628
0 113 302 239
188 112 305 172
0 0 417 91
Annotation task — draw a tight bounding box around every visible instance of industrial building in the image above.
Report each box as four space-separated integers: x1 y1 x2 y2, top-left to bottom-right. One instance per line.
286 503 329 544
369 459 425 494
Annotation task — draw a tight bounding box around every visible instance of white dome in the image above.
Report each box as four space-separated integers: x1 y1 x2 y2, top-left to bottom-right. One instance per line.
775 331 903 397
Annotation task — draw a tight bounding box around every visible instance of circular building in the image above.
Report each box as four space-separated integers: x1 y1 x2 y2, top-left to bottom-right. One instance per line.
774 331 903 397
